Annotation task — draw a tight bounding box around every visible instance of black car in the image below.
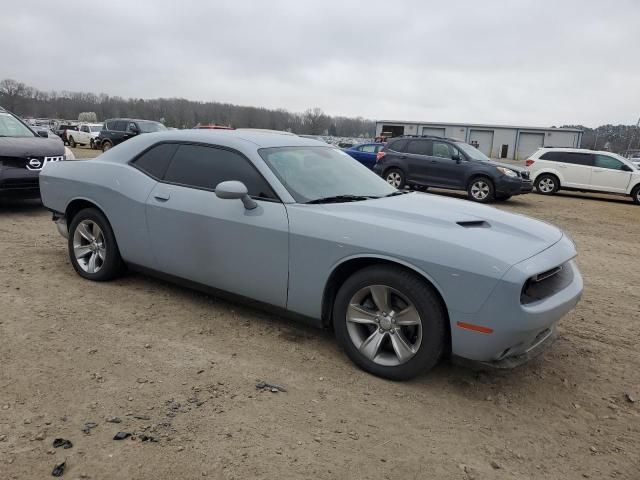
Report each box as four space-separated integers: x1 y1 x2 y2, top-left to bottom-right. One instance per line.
0 107 66 197
98 118 167 152
373 136 533 202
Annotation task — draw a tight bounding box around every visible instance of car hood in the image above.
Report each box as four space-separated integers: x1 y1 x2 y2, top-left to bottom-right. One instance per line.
482 160 526 173
0 136 65 157
316 192 564 266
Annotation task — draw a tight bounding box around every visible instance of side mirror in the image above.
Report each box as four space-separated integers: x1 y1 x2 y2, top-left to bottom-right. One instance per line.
452 154 462 163
37 130 48 138
215 180 257 210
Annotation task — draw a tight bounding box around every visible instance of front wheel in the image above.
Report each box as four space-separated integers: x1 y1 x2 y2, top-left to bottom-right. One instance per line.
68 136 76 148
467 177 495 203
333 265 446 380
384 168 406 189
90 139 95 149
102 141 112 152
68 208 124 281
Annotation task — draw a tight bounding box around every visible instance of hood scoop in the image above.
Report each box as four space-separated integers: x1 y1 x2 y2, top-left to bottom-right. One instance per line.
457 220 490 229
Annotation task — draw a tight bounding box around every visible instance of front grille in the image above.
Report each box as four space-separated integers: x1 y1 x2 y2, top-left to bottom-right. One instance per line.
521 263 573 304
26 156 64 171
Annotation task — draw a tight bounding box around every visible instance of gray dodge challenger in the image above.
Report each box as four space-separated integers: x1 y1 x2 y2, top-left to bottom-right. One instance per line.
39 130 583 379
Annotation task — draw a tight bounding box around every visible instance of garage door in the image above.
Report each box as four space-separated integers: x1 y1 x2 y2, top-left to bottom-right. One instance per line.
422 127 446 137
516 132 545 160
469 130 494 157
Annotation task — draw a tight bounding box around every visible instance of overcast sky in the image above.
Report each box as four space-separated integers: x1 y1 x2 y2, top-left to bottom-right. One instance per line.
2 0 639 127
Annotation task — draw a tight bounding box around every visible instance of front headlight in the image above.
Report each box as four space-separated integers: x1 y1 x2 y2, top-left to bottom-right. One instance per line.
497 167 517 177
64 146 75 160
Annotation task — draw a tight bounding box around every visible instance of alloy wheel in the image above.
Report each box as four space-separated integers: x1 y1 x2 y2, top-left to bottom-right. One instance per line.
346 285 422 366
72 220 106 274
386 172 402 188
471 180 490 200
538 177 555 193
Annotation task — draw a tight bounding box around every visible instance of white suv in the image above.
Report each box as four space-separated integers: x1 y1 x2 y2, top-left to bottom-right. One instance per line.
526 148 640 205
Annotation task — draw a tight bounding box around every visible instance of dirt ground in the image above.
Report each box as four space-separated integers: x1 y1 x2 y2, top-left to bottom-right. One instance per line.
1 165 639 479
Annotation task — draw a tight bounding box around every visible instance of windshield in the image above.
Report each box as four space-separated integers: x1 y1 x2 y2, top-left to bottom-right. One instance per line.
259 146 396 203
137 121 167 133
455 142 491 161
0 112 36 138
90 125 103 132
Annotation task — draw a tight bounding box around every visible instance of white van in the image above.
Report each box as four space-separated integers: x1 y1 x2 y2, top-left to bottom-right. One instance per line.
526 148 640 205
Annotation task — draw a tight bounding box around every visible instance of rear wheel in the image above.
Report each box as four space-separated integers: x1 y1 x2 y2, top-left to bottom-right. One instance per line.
333 265 446 380
68 136 76 148
467 177 495 203
385 168 405 189
102 141 112 152
632 184 640 205
68 208 124 281
535 174 559 195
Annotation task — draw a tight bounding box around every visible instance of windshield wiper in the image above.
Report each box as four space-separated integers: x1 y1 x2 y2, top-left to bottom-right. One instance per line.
385 190 410 197
306 195 375 204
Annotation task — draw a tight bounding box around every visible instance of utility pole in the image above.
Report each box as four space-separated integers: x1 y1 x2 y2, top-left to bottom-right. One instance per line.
626 116 640 154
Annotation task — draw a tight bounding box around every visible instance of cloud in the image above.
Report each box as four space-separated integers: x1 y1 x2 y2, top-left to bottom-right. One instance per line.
1 0 639 127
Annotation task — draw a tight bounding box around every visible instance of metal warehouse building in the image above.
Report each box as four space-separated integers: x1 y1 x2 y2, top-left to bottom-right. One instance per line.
375 121 583 160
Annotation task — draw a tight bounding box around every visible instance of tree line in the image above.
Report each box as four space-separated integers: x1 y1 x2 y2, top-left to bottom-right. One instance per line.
0 78 375 137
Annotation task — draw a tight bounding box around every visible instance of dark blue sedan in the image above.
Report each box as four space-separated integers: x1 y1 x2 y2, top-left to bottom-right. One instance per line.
343 143 385 169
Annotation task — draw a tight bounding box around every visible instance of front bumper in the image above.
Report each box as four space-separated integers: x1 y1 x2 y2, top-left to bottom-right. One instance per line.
449 235 582 364
495 176 533 195
0 168 41 196
52 213 68 239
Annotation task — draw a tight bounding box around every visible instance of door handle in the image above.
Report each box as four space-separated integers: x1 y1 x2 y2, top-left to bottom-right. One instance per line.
431 160 437 163
154 192 170 201
399 156 407 159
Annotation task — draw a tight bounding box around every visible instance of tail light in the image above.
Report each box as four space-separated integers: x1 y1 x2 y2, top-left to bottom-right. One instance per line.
525 159 535 167
376 151 386 162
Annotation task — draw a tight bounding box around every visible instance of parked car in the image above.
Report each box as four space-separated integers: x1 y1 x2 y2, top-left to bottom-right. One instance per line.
97 118 167 152
0 107 66 197
55 123 78 145
39 130 582 380
526 148 640 204
374 136 533 202
343 143 385 169
66 123 103 149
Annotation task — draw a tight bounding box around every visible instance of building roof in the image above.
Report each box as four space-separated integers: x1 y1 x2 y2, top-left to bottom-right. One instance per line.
376 120 583 133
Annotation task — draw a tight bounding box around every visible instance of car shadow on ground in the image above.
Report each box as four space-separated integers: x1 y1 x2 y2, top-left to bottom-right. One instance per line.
0 197 44 213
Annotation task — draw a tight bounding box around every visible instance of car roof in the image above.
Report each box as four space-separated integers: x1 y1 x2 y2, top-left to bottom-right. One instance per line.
536 147 623 155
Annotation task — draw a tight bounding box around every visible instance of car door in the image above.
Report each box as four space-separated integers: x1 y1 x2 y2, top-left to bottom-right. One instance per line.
551 152 593 188
404 140 432 185
590 154 632 193
356 144 378 169
145 143 289 308
79 125 90 143
427 141 465 189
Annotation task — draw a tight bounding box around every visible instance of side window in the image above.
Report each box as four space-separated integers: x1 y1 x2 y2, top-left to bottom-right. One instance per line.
114 121 127 131
361 145 376 153
388 139 408 153
406 140 431 156
128 122 137 132
132 143 179 179
81 126 89 133
432 142 453 159
164 144 277 199
594 155 624 170
374 145 383 153
564 153 594 166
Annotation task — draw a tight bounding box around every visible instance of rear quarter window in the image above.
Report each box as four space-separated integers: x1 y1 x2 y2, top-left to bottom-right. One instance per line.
132 143 179 179
387 139 408 153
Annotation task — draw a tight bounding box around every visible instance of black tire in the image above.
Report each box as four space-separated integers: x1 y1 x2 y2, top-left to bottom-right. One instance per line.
102 141 112 152
535 174 559 195
632 184 640 205
68 136 76 148
90 139 95 149
384 168 406 189
333 265 446 380
467 176 495 203
68 208 124 281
